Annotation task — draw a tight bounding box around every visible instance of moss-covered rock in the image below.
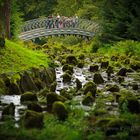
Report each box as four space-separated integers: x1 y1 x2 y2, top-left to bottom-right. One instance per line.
130 60 140 71
94 109 108 116
46 93 66 112
101 61 109 69
106 119 131 136
83 81 97 96
52 101 68 121
77 62 84 68
27 102 42 112
20 71 38 93
76 78 82 91
2 103 15 120
62 64 73 73
66 55 77 65
118 76 125 83
22 110 44 128
62 72 72 83
89 64 99 72
93 73 104 84
107 85 120 92
82 92 95 106
106 66 114 77
20 92 38 103
119 97 140 114
117 68 128 76
50 82 57 92
60 89 73 100
78 54 85 59
111 55 119 61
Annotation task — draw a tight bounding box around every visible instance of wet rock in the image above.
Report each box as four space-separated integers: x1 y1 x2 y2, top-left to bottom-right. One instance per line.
117 68 128 76
46 93 66 112
89 64 99 72
119 97 140 114
77 62 84 68
50 82 57 92
20 71 38 92
93 73 104 84
107 85 120 92
101 61 109 69
22 110 44 128
83 81 97 97
20 92 38 103
106 119 131 136
62 64 73 73
130 60 140 71
62 72 72 83
82 92 95 106
118 76 125 83
27 102 42 112
66 55 77 65
106 66 114 79
2 103 15 120
76 78 82 91
52 101 68 121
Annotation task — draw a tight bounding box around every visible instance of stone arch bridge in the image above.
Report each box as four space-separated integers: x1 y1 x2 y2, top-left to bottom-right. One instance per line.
19 17 98 41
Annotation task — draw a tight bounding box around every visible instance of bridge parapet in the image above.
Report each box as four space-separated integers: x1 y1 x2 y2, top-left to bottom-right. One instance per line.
21 17 98 33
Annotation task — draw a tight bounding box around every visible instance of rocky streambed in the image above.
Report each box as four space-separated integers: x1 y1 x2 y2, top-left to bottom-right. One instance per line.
0 47 140 135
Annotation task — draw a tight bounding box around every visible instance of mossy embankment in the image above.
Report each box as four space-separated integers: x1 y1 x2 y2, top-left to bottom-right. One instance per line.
0 40 49 74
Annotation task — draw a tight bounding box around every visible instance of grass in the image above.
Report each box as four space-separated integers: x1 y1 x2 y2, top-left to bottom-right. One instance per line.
0 40 49 74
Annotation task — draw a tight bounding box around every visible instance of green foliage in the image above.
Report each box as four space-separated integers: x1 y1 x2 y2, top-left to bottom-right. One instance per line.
0 40 49 74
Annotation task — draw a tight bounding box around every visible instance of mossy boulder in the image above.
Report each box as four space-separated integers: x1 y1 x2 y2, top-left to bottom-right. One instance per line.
20 71 38 92
83 81 97 96
66 55 77 65
77 62 84 68
107 85 120 92
0 37 5 48
46 93 66 112
62 72 72 83
106 66 114 76
106 119 131 136
22 110 44 128
27 102 42 112
20 92 38 103
52 101 68 121
50 82 57 92
2 103 15 120
76 78 82 91
89 64 99 72
118 76 125 83
130 60 140 71
119 97 140 114
101 61 109 69
62 64 73 73
117 68 128 76
93 73 104 84
82 92 95 106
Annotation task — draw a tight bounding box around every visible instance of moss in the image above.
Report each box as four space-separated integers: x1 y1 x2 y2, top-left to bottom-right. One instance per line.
101 61 109 69
2 103 15 120
50 82 57 92
93 73 104 84
22 110 44 128
106 119 131 136
89 64 99 72
77 61 84 68
27 102 42 112
83 81 97 96
82 92 95 106
76 78 82 91
46 93 66 112
66 55 77 65
52 101 68 121
130 60 140 71
62 72 72 83
0 78 6 95
62 64 73 73
20 92 38 103
107 85 120 92
60 89 73 100
94 109 108 116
